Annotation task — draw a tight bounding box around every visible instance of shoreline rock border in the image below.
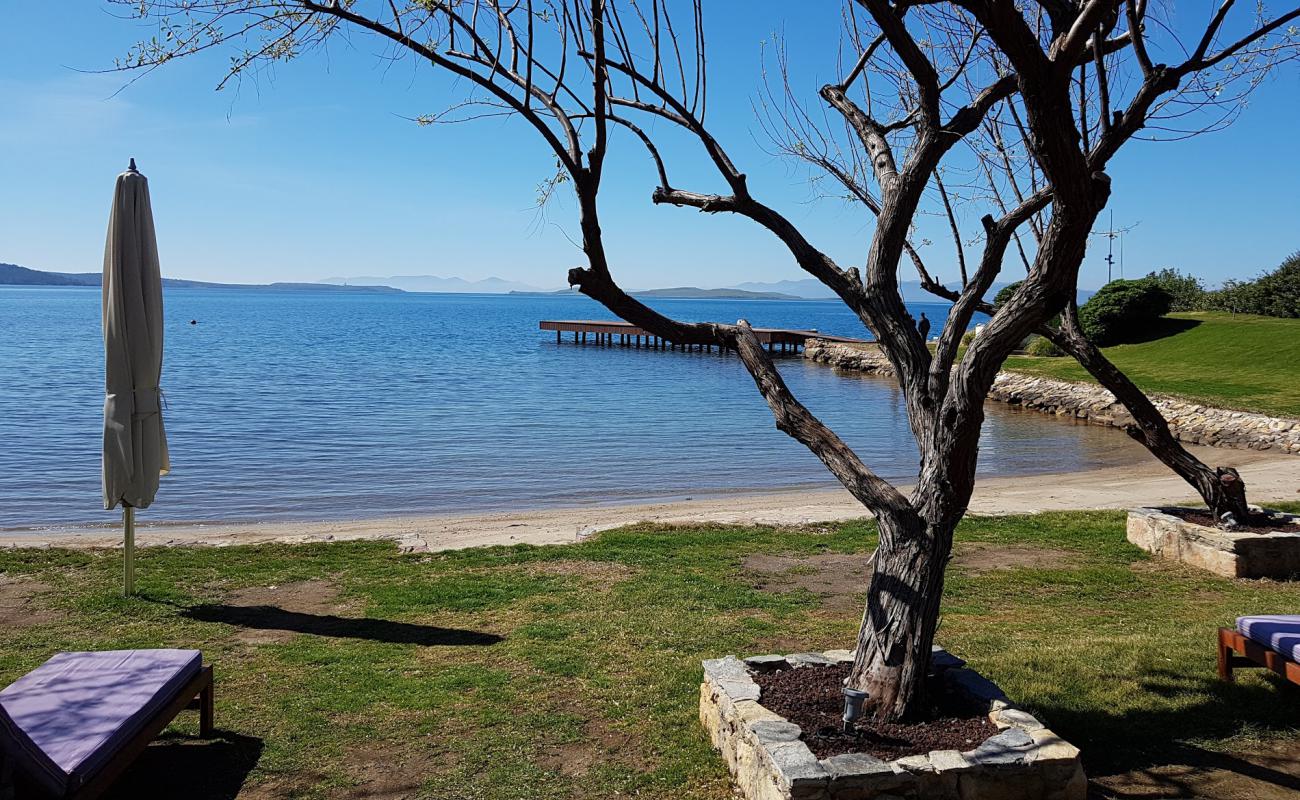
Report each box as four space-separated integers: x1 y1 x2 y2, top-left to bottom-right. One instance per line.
700 647 1085 800
802 340 1300 455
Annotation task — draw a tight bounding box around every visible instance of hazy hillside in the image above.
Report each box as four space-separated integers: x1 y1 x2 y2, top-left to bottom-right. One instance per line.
732 277 1015 302
731 278 838 299
734 277 1098 304
320 274 555 293
1 263 402 293
633 287 801 300
0 263 87 285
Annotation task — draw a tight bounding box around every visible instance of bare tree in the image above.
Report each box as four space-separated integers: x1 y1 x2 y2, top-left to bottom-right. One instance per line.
115 0 1299 721
761 4 1276 526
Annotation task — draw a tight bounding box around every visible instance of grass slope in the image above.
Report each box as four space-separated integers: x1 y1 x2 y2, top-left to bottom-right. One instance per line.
1003 312 1300 418
1 509 1298 799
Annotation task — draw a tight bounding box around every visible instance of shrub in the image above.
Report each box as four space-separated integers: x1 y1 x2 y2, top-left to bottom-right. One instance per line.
993 281 1021 308
1077 278 1172 345
1208 251 1300 318
1145 268 1206 311
1025 335 1064 357
993 281 1064 330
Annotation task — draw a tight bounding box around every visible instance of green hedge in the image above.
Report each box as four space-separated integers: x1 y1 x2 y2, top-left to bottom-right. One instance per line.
1078 278 1172 345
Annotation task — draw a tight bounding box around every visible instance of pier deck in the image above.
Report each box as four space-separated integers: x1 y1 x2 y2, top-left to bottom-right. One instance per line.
539 319 869 353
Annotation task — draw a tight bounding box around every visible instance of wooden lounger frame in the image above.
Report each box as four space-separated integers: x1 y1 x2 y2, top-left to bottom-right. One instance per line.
4 664 214 800
1218 628 1300 687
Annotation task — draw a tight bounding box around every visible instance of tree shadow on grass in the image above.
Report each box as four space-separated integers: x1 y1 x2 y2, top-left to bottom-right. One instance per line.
1116 316 1202 345
103 730 263 800
177 603 504 647
1032 667 1300 797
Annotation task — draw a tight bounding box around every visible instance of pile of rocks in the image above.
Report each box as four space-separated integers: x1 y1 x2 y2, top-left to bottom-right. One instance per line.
803 339 894 375
802 339 1300 455
700 647 1085 800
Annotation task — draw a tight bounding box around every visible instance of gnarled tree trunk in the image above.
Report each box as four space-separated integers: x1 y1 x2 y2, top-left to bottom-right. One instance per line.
847 511 955 719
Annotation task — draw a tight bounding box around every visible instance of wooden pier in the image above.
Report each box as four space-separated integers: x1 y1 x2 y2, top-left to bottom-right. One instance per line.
539 319 868 353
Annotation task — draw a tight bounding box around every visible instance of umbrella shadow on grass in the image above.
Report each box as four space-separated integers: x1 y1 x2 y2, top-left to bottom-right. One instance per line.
174 602 504 647
103 730 263 800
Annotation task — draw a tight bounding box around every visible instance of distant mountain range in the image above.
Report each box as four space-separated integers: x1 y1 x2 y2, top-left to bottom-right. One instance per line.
637 286 801 300
319 274 555 293
1 263 402 293
736 277 1097 304
5 261 1096 303
735 278 1015 302
512 286 801 301
732 279 840 299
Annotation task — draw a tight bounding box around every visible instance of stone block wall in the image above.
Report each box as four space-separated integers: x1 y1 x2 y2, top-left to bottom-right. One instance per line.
700 648 1086 800
1126 507 1300 578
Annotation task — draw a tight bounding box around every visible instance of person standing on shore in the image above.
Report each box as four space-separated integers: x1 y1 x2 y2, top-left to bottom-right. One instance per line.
917 313 931 341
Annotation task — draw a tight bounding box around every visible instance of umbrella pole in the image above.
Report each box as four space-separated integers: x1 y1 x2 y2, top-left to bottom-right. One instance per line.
124 505 135 597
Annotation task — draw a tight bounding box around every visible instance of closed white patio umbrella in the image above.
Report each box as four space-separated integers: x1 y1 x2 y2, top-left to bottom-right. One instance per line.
102 158 169 596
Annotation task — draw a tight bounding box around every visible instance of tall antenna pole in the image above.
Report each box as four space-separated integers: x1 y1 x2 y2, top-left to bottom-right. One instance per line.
1091 211 1138 285
1106 209 1115 283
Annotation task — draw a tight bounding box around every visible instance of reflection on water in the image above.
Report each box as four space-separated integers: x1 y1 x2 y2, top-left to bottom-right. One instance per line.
0 287 1146 530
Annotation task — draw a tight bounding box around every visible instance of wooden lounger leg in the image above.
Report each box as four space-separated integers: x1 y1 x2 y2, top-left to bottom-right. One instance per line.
199 667 215 737
1218 629 1236 682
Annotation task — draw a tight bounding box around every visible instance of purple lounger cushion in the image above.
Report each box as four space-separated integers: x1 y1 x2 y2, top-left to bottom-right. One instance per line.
1237 615 1300 664
0 649 201 797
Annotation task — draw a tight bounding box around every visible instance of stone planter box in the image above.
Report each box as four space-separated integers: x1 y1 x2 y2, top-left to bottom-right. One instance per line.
699 648 1085 800
1127 507 1300 579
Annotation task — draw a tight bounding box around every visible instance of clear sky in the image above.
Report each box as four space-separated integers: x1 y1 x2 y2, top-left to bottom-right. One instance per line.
2 3 1297 290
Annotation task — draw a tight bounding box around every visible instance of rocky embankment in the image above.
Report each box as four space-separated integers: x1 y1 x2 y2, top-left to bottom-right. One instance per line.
802 339 1300 455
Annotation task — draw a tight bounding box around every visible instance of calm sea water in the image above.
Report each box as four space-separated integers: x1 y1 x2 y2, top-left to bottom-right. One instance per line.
0 287 1144 531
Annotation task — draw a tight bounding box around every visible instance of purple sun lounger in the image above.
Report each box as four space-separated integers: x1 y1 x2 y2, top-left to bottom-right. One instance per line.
0 650 213 799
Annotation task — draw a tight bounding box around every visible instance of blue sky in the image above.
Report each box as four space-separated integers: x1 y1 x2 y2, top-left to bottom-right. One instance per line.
1 3 1296 290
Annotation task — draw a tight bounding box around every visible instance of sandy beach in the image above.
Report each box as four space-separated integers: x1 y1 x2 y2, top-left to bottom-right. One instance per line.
5 444 1296 552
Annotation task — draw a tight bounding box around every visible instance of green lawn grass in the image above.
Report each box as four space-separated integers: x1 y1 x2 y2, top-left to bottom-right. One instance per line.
1003 312 1300 418
2 508 1298 799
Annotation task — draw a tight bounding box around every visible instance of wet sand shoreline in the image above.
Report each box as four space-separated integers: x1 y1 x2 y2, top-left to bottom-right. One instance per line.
5 445 1296 551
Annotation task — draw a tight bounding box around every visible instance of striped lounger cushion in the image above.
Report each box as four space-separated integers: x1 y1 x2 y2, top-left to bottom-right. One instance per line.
1237 615 1300 663
0 649 202 797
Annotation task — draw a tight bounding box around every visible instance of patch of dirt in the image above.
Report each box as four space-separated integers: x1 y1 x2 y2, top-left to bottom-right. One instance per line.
235 774 329 800
743 553 872 611
534 717 642 777
224 579 353 645
951 543 1077 574
743 545 1076 610
340 742 428 799
1171 509 1300 534
755 663 997 760
0 576 57 629
525 560 636 584
1091 740 1300 799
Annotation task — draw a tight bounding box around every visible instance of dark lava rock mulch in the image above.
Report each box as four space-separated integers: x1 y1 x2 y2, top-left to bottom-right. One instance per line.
754 663 998 760
1172 509 1300 533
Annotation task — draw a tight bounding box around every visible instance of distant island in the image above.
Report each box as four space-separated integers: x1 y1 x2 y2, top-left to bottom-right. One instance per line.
0 263 403 293
511 286 802 301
